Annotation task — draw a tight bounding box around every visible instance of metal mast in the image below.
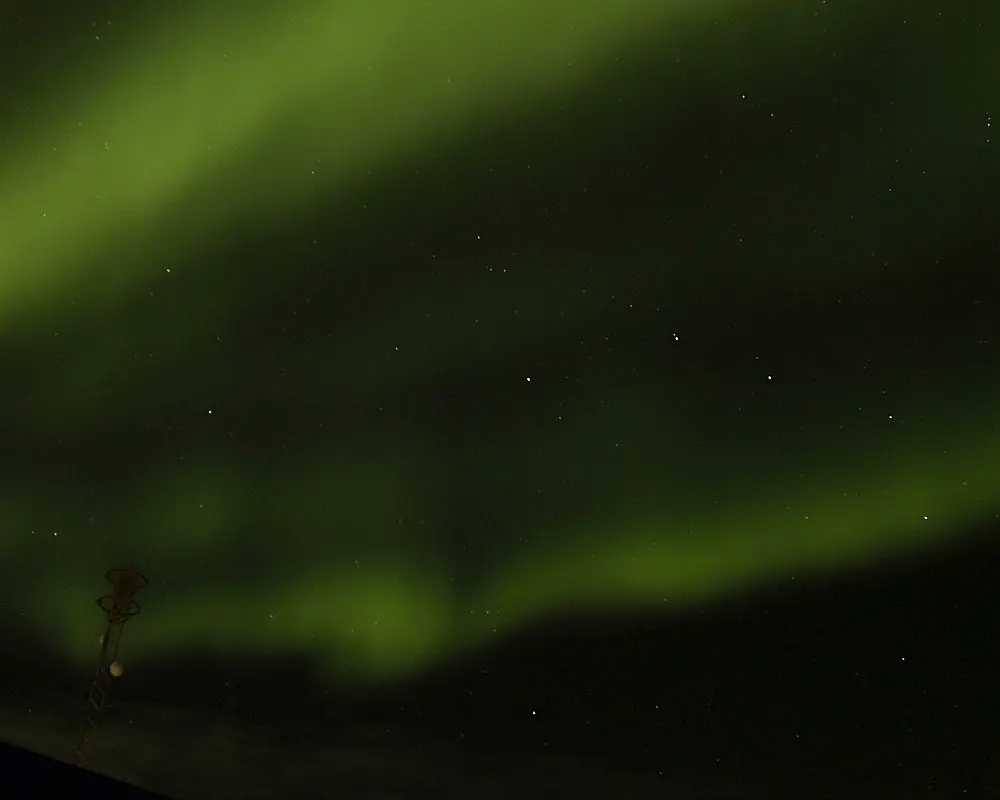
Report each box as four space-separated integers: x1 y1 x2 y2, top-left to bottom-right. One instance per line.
73 566 149 769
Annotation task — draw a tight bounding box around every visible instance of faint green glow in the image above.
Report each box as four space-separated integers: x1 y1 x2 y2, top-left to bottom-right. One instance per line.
23 387 998 684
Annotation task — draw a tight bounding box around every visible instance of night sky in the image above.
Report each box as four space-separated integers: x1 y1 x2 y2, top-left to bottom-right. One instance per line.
1 1 998 797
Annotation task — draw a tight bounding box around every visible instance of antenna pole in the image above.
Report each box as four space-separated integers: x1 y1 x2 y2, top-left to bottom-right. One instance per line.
73 566 148 769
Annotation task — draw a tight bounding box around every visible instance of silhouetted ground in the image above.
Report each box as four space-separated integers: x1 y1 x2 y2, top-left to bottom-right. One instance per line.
0 702 973 799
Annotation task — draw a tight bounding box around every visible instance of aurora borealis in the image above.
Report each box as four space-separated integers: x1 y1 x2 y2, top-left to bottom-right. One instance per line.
1 0 998 795
2 0 999 676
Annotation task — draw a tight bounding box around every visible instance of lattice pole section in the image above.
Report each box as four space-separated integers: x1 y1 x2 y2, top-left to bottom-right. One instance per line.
73 567 148 769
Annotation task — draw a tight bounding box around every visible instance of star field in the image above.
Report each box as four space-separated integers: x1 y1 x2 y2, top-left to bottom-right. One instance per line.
0 0 997 796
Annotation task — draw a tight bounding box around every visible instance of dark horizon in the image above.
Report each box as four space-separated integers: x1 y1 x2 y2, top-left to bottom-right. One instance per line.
5 527 996 796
